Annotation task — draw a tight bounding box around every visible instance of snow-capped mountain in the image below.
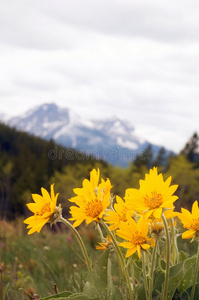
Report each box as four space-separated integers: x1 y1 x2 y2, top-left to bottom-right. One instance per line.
6 103 162 166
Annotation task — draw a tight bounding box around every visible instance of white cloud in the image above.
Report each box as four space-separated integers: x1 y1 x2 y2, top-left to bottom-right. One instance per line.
0 0 199 152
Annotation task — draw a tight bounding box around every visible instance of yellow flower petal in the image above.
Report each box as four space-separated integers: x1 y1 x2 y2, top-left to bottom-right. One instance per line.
141 244 150 250
90 168 100 188
24 185 58 234
192 201 199 219
41 187 51 202
126 247 137 258
182 229 195 239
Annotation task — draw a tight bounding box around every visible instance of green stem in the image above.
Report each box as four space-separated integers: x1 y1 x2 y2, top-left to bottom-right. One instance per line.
100 220 134 300
161 213 170 300
149 240 157 300
96 223 106 242
59 216 92 272
130 258 136 296
142 251 149 300
190 240 199 300
171 218 178 265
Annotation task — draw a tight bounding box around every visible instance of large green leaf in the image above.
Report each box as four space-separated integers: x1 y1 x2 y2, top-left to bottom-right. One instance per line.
167 262 184 300
181 282 199 300
83 250 110 298
178 255 197 294
83 249 123 300
153 269 165 296
178 251 188 262
152 255 197 300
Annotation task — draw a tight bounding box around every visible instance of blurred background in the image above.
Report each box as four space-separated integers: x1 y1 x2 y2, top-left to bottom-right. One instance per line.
1 0 199 218
0 0 199 298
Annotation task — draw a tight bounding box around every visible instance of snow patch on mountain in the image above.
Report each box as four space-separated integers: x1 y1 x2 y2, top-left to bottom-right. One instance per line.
5 103 164 166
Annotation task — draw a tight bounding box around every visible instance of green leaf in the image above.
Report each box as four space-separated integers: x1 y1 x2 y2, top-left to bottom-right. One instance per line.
179 251 188 262
3 283 9 300
136 284 146 300
40 292 99 300
132 260 142 284
67 293 99 299
83 249 110 298
39 291 73 299
83 249 123 300
164 255 197 299
153 269 165 295
152 255 197 300
106 257 123 299
180 282 199 300
105 290 123 300
167 263 184 300
179 266 194 294
178 255 197 294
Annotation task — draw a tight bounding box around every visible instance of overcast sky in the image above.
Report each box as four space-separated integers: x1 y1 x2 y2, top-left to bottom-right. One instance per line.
1 0 199 152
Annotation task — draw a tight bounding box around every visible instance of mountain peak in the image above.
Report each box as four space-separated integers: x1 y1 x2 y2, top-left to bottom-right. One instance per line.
5 102 163 166
24 103 70 121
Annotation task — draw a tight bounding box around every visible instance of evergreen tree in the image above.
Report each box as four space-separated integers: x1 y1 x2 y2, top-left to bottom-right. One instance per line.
134 145 153 169
153 147 168 170
181 132 199 163
164 154 199 211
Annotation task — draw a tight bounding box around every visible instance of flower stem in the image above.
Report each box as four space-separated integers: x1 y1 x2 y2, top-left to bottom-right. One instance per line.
100 220 134 300
171 218 178 265
161 213 170 300
190 240 199 300
129 258 136 295
96 223 106 242
59 216 92 272
142 251 149 300
149 240 157 300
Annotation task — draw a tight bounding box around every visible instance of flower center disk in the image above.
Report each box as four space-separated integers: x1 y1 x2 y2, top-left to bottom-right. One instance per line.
85 198 103 219
191 219 199 231
131 232 146 245
144 191 163 209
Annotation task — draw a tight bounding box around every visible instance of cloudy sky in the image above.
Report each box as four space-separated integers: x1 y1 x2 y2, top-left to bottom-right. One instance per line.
1 0 199 152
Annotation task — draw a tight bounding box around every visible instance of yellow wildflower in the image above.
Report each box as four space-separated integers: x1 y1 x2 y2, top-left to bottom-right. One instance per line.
96 235 112 250
105 196 135 230
177 200 199 239
24 184 59 234
116 217 154 258
69 169 112 227
125 167 178 219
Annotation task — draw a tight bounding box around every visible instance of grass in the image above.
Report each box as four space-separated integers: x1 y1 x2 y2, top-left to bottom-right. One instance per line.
0 219 197 300
0 219 100 300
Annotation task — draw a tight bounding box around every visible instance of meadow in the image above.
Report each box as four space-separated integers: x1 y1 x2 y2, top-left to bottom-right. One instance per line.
0 218 197 300
0 219 105 300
